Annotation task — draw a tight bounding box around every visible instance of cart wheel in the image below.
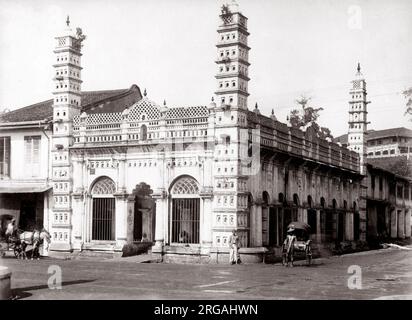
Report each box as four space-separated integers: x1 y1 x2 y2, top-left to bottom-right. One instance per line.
14 247 21 259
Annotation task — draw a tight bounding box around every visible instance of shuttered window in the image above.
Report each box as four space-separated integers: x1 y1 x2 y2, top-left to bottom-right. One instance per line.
24 136 41 177
0 136 11 178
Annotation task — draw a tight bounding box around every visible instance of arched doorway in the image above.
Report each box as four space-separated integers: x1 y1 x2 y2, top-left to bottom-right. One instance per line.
170 176 200 244
132 182 155 242
91 176 116 241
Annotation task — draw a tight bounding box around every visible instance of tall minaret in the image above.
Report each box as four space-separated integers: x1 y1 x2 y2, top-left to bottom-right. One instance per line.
212 2 252 250
50 16 86 251
348 63 370 174
215 0 250 109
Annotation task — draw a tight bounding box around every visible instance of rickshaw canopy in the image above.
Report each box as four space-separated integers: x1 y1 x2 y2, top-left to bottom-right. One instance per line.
287 221 311 232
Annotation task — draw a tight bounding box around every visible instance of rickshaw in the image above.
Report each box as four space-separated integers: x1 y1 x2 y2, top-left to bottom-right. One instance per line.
282 221 312 266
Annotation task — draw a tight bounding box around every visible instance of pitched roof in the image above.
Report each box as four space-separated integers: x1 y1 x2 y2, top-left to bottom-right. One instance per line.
367 156 412 180
0 84 142 123
334 127 412 145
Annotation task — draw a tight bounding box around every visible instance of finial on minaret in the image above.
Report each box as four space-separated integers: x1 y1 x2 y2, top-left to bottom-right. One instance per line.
270 108 277 121
253 102 260 114
66 15 70 27
163 99 167 106
143 88 147 97
211 97 214 102
357 62 361 73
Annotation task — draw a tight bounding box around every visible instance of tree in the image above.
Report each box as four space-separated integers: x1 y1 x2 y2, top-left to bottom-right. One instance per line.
403 88 412 120
288 95 334 140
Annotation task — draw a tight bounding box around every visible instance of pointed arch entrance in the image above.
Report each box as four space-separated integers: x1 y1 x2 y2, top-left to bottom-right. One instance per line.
169 176 200 244
91 176 116 241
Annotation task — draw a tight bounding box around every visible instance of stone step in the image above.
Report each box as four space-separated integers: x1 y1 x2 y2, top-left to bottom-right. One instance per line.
73 250 122 260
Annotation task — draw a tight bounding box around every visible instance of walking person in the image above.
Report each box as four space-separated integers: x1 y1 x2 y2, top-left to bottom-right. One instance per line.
229 229 241 265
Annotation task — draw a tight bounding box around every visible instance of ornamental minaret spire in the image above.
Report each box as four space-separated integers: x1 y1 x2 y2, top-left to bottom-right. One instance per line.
50 17 86 251
348 63 370 174
215 0 250 110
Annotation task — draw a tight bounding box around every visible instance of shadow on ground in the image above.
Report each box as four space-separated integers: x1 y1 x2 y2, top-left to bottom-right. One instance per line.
12 279 96 299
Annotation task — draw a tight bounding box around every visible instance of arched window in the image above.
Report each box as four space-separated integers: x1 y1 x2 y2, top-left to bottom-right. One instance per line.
91 177 116 195
91 177 116 241
307 195 313 208
320 197 326 208
140 124 147 141
170 176 200 244
262 191 270 206
278 193 284 204
293 194 299 206
171 177 199 195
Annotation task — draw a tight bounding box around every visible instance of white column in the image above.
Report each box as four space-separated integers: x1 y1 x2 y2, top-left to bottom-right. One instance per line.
153 189 167 249
71 158 85 250
117 158 127 193
398 209 405 239
390 208 397 238
301 208 307 223
346 211 354 241
405 209 411 238
200 191 213 247
114 194 128 248
42 190 51 256
72 193 84 250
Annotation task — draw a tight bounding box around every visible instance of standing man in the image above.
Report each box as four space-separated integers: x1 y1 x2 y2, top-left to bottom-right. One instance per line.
5 218 17 250
229 229 241 265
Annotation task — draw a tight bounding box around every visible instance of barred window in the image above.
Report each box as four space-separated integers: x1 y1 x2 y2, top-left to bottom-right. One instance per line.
170 176 200 244
91 177 116 241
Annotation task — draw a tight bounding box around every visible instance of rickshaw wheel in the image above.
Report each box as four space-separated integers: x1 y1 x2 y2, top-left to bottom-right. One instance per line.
14 246 21 259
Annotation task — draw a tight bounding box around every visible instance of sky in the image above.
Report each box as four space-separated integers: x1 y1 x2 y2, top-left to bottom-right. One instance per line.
0 0 411 137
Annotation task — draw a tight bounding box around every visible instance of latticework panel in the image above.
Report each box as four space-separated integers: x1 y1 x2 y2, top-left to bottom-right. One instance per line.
91 177 116 195
171 177 199 195
86 112 122 125
73 115 80 126
166 106 208 119
128 99 160 122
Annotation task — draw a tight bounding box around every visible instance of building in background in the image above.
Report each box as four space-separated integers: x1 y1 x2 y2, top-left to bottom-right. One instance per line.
344 65 412 244
335 127 412 160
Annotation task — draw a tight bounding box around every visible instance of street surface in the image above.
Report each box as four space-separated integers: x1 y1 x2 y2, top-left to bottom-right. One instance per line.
1 248 411 300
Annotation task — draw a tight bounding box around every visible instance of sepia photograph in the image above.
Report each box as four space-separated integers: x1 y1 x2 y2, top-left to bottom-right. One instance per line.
0 0 411 305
